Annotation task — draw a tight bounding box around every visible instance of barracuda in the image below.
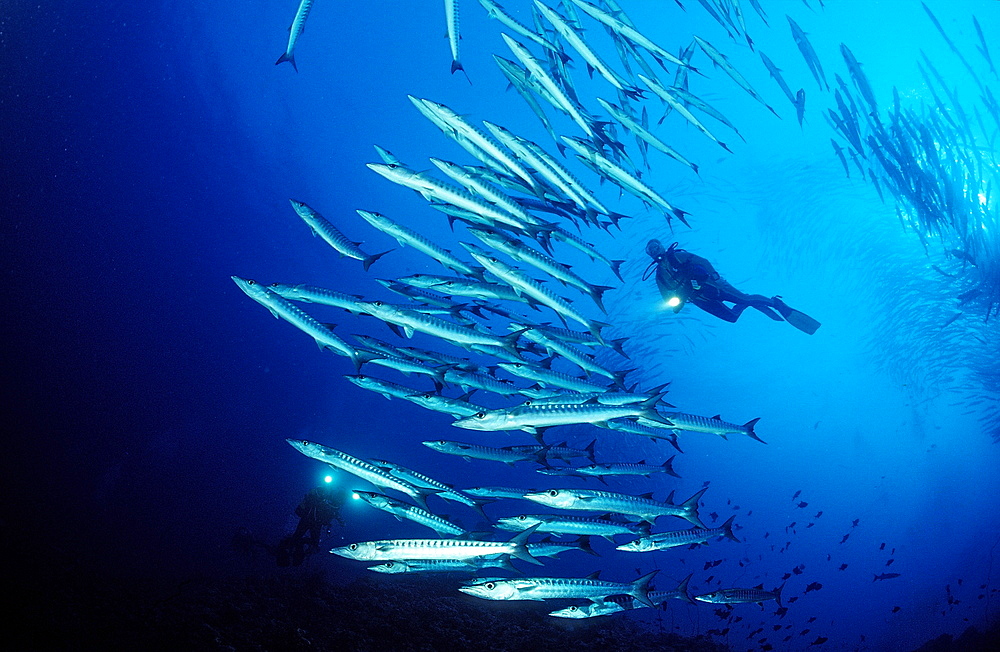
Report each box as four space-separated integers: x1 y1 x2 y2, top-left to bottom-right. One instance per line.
545 225 625 282
479 0 566 61
548 576 694 618
352 490 467 537
428 158 544 232
443 368 524 397
497 362 613 394
266 283 371 315
405 392 483 418
495 513 650 540
412 98 539 191
570 0 688 69
355 350 447 387
523 487 707 527
509 440 596 463
510 326 623 380
501 34 596 138
232 277 362 368
692 36 778 117
360 300 525 359
492 55 562 145
460 570 658 607
595 98 699 175
355 209 480 278
618 516 738 552
367 558 515 574
657 411 765 443
330 524 543 565
452 396 671 437
534 1 641 99
288 200 391 271
423 440 548 466
286 439 438 509
465 246 606 342
639 75 732 153
606 419 683 452
444 0 464 77
695 583 784 608
367 163 528 235
468 228 613 312
562 135 688 225
369 459 486 518
462 486 540 501
524 535 597 558
482 121 607 216
574 457 681 480
522 388 668 408
400 273 540 307
343 374 425 403
275 0 314 72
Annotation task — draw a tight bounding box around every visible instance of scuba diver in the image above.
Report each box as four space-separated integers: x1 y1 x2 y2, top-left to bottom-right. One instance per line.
231 484 346 567
278 484 346 566
644 240 821 335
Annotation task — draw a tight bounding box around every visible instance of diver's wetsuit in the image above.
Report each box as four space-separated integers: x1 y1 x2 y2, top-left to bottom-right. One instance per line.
646 240 819 334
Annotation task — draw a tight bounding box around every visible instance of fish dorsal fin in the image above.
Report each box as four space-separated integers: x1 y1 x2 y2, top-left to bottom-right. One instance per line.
640 492 654 500
754 583 764 590
638 459 646 465
665 490 676 503
712 414 722 420
586 570 601 580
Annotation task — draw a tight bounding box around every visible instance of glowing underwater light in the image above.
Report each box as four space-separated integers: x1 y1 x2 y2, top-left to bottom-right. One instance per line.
324 475 333 484
667 296 682 307
352 492 360 500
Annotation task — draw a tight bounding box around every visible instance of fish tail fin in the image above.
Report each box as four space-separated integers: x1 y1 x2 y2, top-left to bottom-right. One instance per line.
577 535 599 556
662 455 681 479
743 417 766 443
631 570 659 608
501 328 529 359
722 515 739 542
585 439 597 463
677 573 696 604
610 260 625 282
275 52 297 72
471 501 490 522
774 582 785 608
589 284 614 314
509 524 543 565
611 368 635 390
363 249 393 271
588 320 609 345
610 337 630 358
680 488 707 528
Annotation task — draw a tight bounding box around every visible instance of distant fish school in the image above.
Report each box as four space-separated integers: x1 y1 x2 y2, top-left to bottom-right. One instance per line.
253 0 993 623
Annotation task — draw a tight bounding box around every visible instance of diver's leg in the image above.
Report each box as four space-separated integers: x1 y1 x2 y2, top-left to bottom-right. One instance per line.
691 297 741 323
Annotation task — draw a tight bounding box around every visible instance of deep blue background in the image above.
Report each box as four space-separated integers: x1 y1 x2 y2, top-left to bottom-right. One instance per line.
4 1 1000 650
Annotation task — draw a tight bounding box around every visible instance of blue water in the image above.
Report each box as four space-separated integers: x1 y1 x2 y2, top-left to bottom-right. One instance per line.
5 1 1000 650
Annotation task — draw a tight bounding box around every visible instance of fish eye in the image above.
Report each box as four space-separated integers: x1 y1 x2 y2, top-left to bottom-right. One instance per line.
548 490 559 497
386 562 394 568
485 583 495 590
268 282 279 288
349 544 358 550
373 301 383 307
569 606 578 612
439 440 447 445
475 412 486 419
517 515 527 521
247 279 256 286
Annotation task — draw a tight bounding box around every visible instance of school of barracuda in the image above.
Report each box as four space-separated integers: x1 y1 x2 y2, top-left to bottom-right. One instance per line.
252 0 999 621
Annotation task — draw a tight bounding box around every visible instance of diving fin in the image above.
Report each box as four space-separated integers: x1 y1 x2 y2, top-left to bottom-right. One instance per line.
772 297 821 335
